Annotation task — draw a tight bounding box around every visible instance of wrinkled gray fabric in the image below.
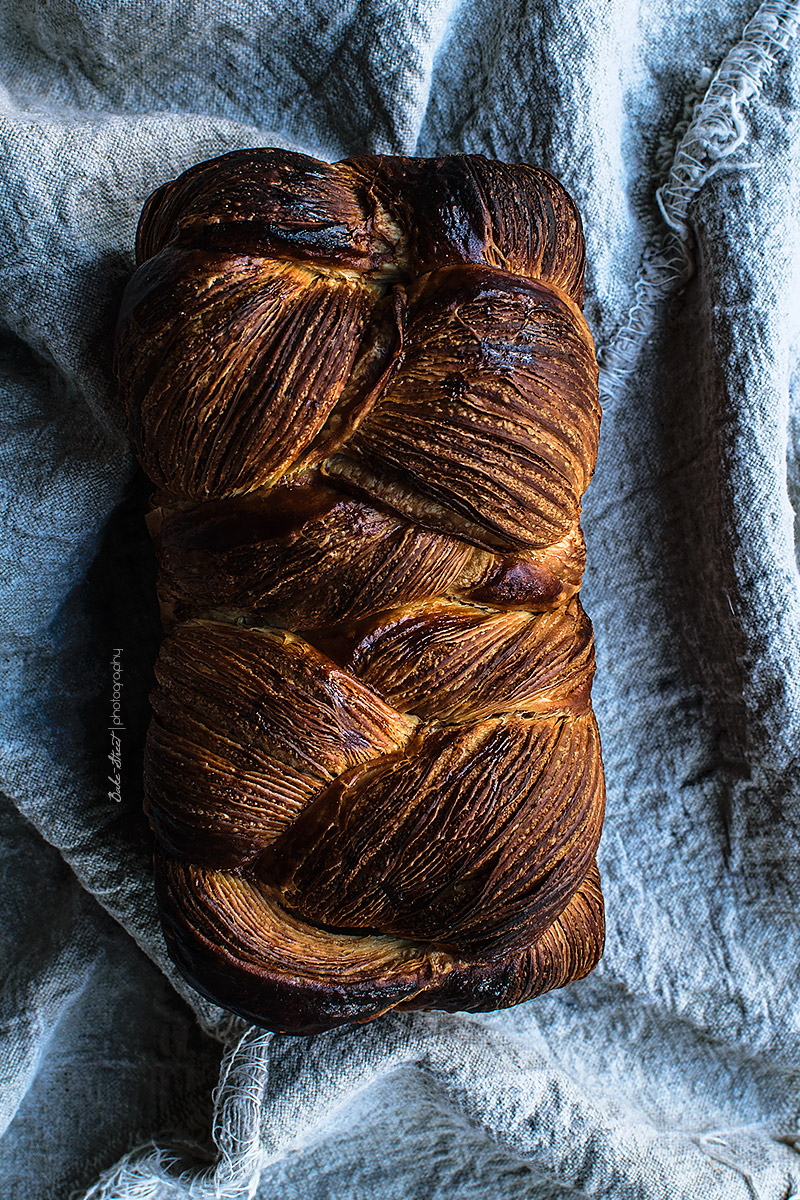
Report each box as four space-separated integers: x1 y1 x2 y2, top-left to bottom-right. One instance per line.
1 1 799 1197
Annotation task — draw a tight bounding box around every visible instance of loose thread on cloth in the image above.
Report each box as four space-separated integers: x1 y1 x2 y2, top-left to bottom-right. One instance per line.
692 1135 769 1200
81 1027 272 1199
598 0 800 404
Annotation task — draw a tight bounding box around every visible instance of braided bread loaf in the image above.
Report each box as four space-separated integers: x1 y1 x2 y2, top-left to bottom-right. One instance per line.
115 149 605 1034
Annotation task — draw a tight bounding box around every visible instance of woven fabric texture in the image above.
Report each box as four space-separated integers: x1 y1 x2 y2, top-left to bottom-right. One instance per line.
1 2 799 1197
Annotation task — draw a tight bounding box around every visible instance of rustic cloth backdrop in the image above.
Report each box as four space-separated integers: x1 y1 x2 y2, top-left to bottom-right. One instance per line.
1 1 799 1197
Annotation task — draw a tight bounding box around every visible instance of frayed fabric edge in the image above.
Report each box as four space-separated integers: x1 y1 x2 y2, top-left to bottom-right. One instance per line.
599 0 800 404
80 1027 273 1200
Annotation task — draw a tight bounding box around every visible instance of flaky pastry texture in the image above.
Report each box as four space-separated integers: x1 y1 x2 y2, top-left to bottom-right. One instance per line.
115 149 605 1034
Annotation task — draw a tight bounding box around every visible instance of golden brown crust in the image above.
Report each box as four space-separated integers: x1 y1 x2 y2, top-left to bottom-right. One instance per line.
115 148 605 1033
157 860 604 1034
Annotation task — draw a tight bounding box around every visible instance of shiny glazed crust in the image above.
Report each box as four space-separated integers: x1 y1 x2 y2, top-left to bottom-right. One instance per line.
115 149 605 1034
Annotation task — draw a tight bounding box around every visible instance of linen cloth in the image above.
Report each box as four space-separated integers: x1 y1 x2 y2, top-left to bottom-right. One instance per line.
1 0 800 1196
